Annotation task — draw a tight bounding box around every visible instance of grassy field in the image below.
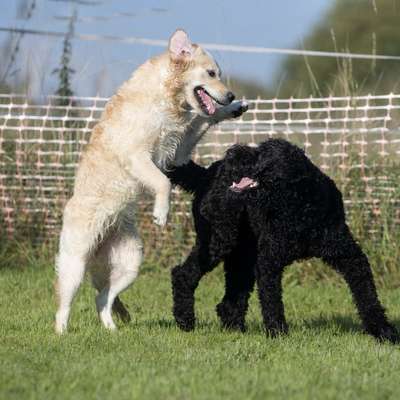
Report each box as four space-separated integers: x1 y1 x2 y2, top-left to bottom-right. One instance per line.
2 255 400 400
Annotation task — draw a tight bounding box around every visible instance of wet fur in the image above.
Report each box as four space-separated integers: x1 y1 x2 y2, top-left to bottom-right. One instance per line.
54 30 247 333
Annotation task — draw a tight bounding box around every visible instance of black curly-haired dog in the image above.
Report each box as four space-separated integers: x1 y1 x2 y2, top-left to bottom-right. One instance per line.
167 138 399 343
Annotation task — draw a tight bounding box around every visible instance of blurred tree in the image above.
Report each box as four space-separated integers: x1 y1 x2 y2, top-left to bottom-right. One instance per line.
52 10 77 103
277 0 400 97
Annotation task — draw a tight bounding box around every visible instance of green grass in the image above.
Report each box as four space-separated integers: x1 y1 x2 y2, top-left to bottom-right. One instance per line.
2 260 400 400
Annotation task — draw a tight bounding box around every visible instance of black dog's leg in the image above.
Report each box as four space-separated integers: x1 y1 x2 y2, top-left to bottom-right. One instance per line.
216 248 255 332
256 266 288 337
321 224 399 344
171 245 219 331
255 242 288 337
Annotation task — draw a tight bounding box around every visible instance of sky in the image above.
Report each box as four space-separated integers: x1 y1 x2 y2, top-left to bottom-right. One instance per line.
0 0 332 97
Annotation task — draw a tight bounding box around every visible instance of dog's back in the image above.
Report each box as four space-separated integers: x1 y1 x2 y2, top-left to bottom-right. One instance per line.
169 139 346 238
248 139 345 232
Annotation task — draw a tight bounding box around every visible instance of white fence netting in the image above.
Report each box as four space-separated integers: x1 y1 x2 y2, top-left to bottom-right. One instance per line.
1 93 400 240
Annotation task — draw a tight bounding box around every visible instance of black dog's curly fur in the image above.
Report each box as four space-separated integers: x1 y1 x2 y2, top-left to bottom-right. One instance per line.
167 139 399 343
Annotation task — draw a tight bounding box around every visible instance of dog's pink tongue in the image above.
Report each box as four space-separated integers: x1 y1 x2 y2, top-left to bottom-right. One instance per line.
230 177 258 192
199 88 216 115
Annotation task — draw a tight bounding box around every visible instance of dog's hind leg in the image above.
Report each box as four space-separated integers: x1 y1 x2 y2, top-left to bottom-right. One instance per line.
95 227 143 330
171 244 220 331
216 245 256 332
55 223 92 334
320 223 399 343
254 238 289 337
90 266 131 324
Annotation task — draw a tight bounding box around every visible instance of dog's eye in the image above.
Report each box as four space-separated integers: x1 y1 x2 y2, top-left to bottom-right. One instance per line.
207 70 216 78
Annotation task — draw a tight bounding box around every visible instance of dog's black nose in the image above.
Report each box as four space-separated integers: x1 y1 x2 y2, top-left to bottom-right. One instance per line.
226 91 235 104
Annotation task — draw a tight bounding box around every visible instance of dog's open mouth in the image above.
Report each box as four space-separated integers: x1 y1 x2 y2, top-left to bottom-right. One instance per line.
194 86 221 116
229 177 259 193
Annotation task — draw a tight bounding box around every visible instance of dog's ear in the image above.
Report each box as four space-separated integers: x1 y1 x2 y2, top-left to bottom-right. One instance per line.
225 144 257 165
169 29 194 60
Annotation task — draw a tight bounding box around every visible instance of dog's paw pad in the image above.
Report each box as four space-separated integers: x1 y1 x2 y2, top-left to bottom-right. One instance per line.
240 100 249 111
231 100 249 118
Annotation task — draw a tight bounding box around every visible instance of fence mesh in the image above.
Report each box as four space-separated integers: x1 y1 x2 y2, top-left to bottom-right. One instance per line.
1 93 400 254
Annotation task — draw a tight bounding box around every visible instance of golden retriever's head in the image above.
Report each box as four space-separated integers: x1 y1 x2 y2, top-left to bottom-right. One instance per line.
168 29 235 117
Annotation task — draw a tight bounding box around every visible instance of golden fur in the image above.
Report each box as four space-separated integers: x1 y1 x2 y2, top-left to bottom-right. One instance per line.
54 29 248 333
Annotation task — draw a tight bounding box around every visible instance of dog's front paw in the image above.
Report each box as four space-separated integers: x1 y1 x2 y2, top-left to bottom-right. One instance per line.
230 100 249 118
175 315 195 332
368 323 400 344
265 321 289 338
152 202 169 227
171 266 196 331
216 302 246 332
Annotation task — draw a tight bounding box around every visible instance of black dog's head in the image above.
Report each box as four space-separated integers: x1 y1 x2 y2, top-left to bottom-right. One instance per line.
224 144 259 194
170 139 311 201
224 139 311 196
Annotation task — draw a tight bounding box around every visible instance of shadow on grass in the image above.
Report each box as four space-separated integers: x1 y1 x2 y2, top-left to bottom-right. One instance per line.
303 315 400 337
303 315 361 334
136 318 177 329
244 314 400 338
137 315 364 335
135 318 222 331
128 315 400 342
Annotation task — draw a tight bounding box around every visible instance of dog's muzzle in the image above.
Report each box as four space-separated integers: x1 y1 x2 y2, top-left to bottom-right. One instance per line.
229 177 259 193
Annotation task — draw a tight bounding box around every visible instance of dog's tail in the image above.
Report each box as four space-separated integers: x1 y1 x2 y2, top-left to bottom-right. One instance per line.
166 161 208 193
